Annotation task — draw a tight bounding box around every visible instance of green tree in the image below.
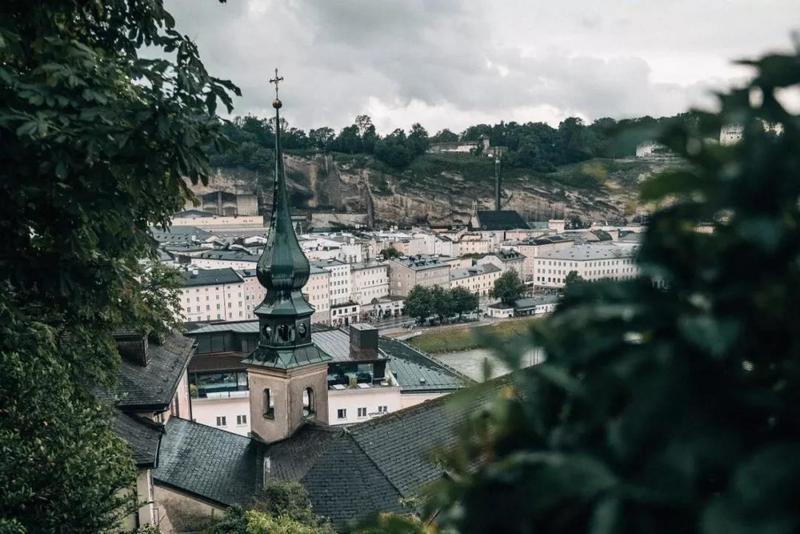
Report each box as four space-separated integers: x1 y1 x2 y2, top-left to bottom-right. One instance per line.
207 483 334 534
0 1 236 530
380 246 402 259
431 129 459 143
563 270 584 292
407 123 431 156
430 285 455 321
428 45 800 534
490 270 526 305
450 286 479 317
405 286 433 322
375 128 414 168
309 127 335 151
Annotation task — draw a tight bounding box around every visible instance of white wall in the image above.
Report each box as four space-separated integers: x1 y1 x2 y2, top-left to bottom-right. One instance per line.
190 393 251 436
327 386 402 425
399 391 448 409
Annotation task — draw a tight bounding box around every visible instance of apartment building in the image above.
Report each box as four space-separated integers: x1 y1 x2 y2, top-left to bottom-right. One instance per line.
179 268 246 322
533 244 639 288
315 259 352 306
387 255 451 297
477 249 525 279
449 263 502 297
508 235 574 282
350 262 389 305
305 265 331 325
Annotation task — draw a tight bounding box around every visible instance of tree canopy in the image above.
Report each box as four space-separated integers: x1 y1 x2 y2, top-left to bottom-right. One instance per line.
490 270 526 305
0 0 235 530
426 44 800 534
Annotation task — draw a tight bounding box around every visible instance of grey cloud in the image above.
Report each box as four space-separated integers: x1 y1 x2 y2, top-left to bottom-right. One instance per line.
165 0 799 133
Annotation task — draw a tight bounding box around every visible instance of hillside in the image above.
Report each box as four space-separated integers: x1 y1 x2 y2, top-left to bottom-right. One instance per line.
200 152 672 226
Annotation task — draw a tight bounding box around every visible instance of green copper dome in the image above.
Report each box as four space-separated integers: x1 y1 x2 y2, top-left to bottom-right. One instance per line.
244 71 330 370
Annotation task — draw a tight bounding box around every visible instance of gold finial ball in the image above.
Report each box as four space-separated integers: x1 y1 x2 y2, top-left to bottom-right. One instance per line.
273 98 282 109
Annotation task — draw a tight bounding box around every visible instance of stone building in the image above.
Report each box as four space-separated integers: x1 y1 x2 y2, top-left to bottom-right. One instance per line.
387 255 452 297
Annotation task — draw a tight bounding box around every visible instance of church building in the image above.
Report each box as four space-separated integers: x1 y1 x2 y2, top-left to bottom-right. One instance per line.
133 75 499 531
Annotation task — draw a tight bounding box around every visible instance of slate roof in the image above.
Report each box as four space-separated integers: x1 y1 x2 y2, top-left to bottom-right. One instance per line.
151 225 212 243
114 412 162 468
181 267 243 287
473 210 529 231
155 418 266 507
379 338 472 392
116 333 195 411
194 250 260 263
537 243 635 261
154 376 506 528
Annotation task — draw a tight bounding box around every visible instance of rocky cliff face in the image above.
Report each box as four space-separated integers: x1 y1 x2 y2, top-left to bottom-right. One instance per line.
202 153 661 226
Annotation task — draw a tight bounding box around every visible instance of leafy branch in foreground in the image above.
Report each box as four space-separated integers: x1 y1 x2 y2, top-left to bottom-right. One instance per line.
426 42 800 534
0 1 238 530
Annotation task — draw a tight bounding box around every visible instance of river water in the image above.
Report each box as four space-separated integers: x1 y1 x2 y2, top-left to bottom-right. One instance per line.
433 346 545 382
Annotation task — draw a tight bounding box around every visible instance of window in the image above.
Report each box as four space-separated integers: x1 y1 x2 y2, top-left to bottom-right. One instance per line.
237 415 247 425
216 416 227 427
357 407 367 418
378 405 388 414
337 409 347 420
263 388 275 419
303 387 315 418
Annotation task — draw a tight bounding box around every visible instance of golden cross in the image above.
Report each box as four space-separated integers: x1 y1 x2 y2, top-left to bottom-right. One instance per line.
269 68 284 99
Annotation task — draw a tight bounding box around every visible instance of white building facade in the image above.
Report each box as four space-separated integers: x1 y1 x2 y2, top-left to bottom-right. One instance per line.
533 244 639 288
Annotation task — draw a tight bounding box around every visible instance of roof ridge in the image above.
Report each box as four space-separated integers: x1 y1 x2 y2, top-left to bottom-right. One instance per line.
341 427 406 498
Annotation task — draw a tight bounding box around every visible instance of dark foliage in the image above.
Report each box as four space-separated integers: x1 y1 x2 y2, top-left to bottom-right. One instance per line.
0 0 236 530
426 44 800 534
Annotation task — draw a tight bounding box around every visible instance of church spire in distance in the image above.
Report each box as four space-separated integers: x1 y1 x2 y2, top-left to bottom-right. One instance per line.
243 69 331 370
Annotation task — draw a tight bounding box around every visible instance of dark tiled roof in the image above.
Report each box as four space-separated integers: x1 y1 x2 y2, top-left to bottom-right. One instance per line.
188 352 247 373
195 250 259 262
379 338 472 392
474 210 529 230
265 424 339 482
154 371 505 528
114 412 162 468
300 432 405 526
151 225 212 243
181 268 243 287
116 333 195 411
155 417 266 506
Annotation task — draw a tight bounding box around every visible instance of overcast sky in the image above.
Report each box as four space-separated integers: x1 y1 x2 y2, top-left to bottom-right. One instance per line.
165 0 799 134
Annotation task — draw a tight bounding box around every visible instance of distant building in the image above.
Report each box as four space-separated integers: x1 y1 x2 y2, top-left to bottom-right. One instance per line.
350 261 390 305
470 209 529 232
387 255 452 297
305 265 331 325
188 250 259 270
184 190 258 217
477 249 525 279
330 301 360 327
315 259 351 306
508 235 574 282
179 268 246 322
486 294 559 319
533 243 638 288
427 135 507 158
449 263 502 298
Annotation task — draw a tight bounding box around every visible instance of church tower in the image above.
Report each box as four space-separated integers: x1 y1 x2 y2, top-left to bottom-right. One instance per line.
243 70 331 443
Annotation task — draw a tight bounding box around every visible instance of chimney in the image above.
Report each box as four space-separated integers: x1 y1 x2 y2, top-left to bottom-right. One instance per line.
113 330 150 366
349 323 379 360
